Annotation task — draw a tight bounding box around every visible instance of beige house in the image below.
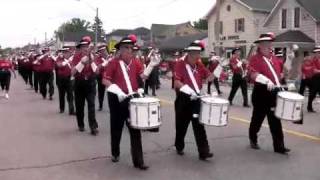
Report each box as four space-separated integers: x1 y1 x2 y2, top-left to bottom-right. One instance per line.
206 0 277 59
261 0 320 78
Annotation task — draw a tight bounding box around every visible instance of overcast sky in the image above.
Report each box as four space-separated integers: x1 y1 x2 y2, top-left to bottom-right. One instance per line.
0 0 215 48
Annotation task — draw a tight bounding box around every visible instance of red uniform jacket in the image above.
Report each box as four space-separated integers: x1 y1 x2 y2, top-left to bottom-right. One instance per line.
103 58 143 94
0 60 13 71
39 55 55 73
301 57 314 79
71 51 96 80
229 57 246 75
248 53 283 85
174 58 210 91
55 56 71 77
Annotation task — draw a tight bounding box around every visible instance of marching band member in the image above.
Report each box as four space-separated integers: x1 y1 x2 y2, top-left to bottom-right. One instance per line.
307 46 320 113
228 48 249 107
173 40 214 160
55 46 75 115
32 53 42 93
0 56 16 99
144 47 159 96
299 52 315 112
248 33 290 154
94 44 109 111
38 47 55 100
171 51 182 89
102 34 159 170
71 36 99 135
207 51 222 95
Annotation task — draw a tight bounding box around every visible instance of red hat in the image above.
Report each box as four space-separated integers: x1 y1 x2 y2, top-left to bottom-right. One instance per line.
254 33 275 43
77 36 92 48
133 45 140 51
185 40 205 51
115 34 137 49
97 44 107 52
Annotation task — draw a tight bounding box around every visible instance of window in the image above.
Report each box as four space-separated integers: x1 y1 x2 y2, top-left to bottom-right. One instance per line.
219 21 223 34
281 9 287 29
227 5 231 11
235 18 245 32
294 7 300 28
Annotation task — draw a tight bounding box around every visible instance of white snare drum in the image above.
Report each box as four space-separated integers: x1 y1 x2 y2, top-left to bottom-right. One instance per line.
275 91 304 121
129 97 161 129
199 97 229 127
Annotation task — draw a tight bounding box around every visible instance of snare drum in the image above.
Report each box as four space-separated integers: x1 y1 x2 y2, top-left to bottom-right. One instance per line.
129 97 161 129
275 91 304 121
199 97 229 127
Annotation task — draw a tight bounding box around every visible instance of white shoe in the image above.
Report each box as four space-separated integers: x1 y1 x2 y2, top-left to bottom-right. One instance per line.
4 93 9 99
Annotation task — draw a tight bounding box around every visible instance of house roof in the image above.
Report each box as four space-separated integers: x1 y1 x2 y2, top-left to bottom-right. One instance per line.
264 0 320 26
150 22 200 37
296 0 320 22
238 0 278 12
158 32 208 51
205 0 277 19
274 30 315 43
107 27 150 36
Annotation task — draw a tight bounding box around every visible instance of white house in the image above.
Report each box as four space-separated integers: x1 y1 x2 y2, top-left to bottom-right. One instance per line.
206 0 277 59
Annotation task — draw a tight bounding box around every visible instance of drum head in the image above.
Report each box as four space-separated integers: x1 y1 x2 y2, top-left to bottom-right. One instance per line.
201 97 229 104
130 97 160 103
278 92 304 100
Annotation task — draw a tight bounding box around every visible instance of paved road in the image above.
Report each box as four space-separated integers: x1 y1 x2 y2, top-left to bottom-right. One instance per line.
0 76 319 180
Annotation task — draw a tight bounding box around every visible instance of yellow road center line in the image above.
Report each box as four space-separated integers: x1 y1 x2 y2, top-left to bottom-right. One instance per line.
159 98 320 142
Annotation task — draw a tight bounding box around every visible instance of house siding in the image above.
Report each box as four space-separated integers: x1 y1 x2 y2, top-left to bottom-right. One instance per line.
207 0 269 57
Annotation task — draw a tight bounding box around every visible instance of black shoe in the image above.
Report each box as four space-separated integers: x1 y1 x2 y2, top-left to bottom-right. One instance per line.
59 110 64 113
308 109 316 113
274 148 290 154
176 150 184 156
243 104 250 108
49 96 53 100
91 128 99 136
229 101 233 106
250 141 260 150
69 111 75 115
199 152 214 160
293 120 303 125
98 108 102 111
78 127 85 132
111 156 119 162
152 93 156 96
134 164 149 170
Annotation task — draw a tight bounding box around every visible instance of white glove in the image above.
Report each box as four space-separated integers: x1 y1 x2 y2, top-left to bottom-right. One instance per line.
255 74 275 91
102 60 108 67
107 84 127 102
61 61 67 66
91 62 97 72
149 55 161 67
180 85 198 100
236 61 242 67
137 88 144 97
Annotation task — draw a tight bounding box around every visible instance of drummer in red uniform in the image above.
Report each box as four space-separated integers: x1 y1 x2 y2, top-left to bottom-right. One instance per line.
102 34 159 170
248 33 290 154
174 40 215 160
0 56 16 99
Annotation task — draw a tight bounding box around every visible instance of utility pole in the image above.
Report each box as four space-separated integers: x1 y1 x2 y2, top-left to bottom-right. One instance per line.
214 0 221 55
95 8 99 47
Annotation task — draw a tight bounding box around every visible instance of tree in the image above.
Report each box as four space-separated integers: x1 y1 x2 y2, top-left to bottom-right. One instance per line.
193 19 208 30
91 16 105 42
55 18 93 40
